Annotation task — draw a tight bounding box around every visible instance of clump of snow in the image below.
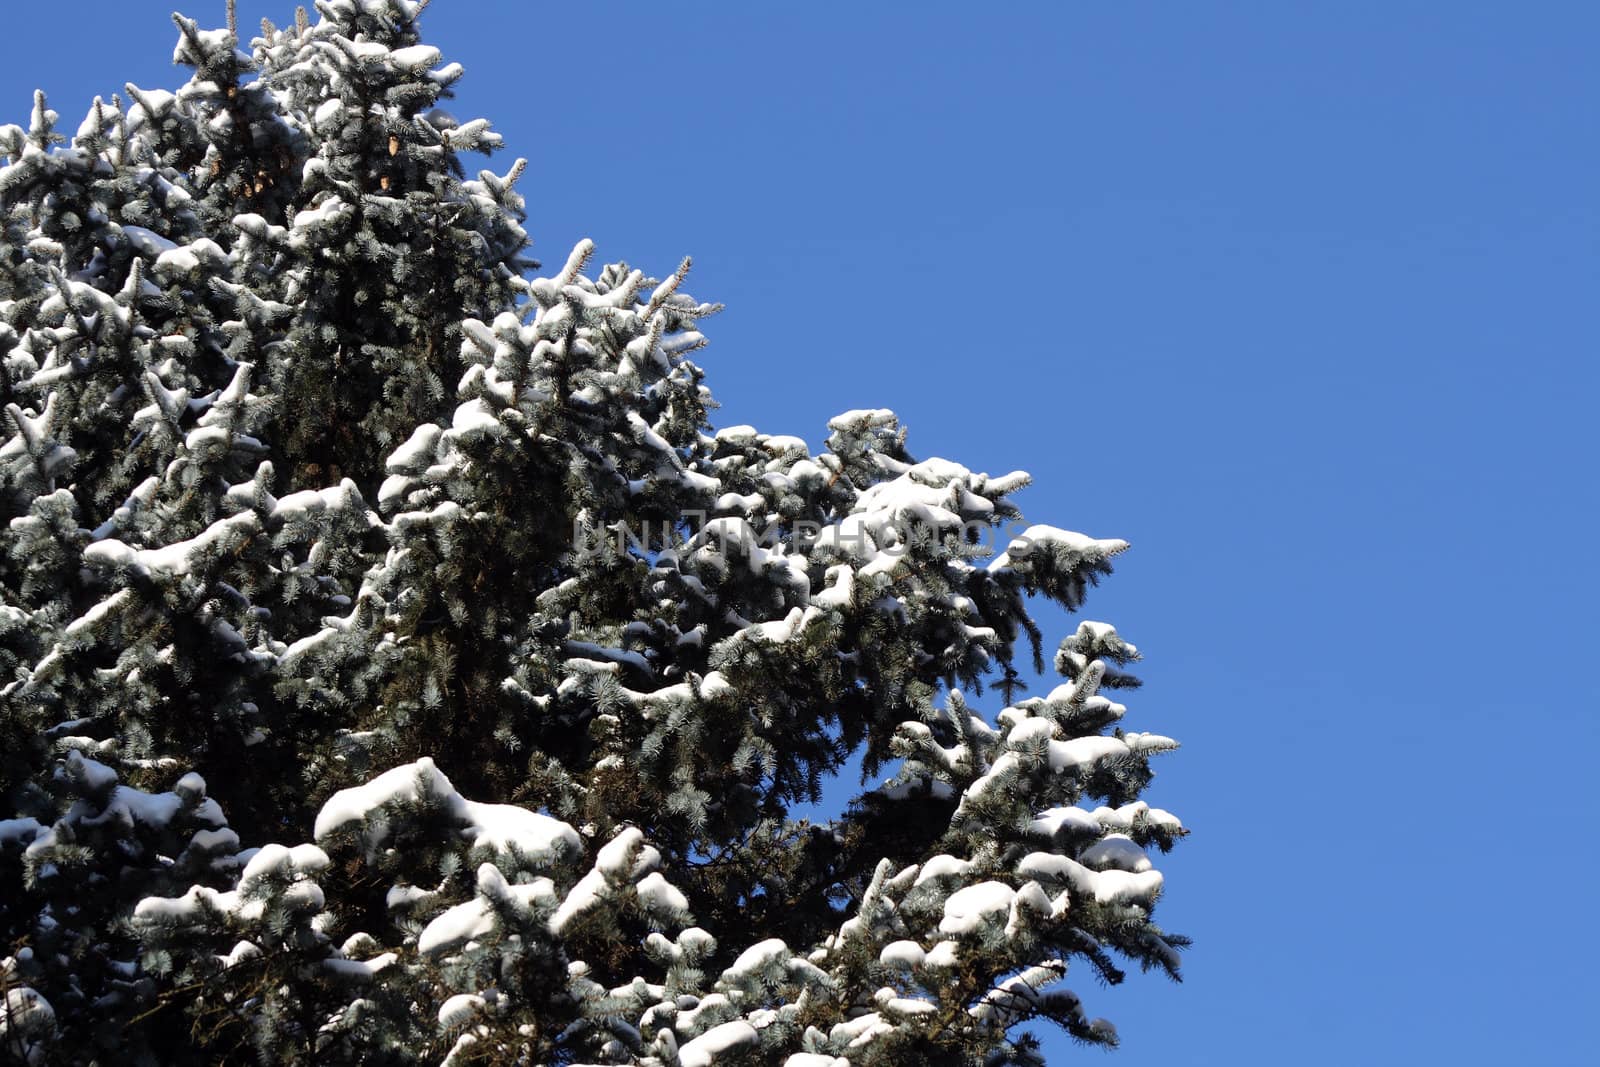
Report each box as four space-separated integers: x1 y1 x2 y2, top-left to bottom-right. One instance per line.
418 864 556 956
636 871 689 914
322 953 397 980
1004 717 1058 747
596 825 645 877
1078 834 1151 873
879 940 925 968
217 940 260 970
548 825 663 935
0 984 54 1053
1016 852 1164 906
913 854 971 886
386 423 442 472
135 842 328 928
924 940 961 969
387 44 442 71
1030 806 1100 838
63 750 117 793
314 758 580 863
153 247 200 276
939 881 1016 936
438 993 485 1029
677 1020 758 1067
82 512 260 579
121 225 177 256
678 927 716 954
831 1011 893 1049
987 524 1129 574
723 938 788 982
874 987 936 1016
1047 735 1129 774
827 408 896 432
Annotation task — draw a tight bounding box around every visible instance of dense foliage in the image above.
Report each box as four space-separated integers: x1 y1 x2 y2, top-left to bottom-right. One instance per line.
0 3 1186 1064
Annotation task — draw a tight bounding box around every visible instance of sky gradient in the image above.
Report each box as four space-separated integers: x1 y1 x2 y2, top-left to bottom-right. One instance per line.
3 3 1596 1063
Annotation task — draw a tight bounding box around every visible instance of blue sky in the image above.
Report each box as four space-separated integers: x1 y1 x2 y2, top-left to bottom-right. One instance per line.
5 2 1597 1063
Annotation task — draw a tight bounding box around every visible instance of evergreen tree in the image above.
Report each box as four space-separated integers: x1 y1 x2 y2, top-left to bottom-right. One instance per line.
0 5 1187 1064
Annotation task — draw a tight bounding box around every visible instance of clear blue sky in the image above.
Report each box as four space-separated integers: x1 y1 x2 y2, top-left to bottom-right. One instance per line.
5 2 1596 1063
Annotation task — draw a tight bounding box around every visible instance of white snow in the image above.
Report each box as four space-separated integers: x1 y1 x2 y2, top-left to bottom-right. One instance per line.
988 525 1129 572
1030 806 1100 838
418 865 556 956
548 869 607 935
240 842 330 883
678 927 716 954
852 474 965 532
596 826 645 877
82 512 259 579
923 940 961 969
313 760 442 839
378 473 415 508
913 854 971 886
878 940 925 968
322 953 397 980
1047 735 1129 774
812 564 855 609
960 752 1017 805
438 993 485 1029
386 423 442 471
1004 717 1058 747
723 937 788 981
635 871 689 914
1123 731 1180 754
65 751 118 792
677 1020 758 1067
827 408 896 432
154 247 200 276
671 992 730 1035
832 1012 893 1049
460 800 582 860
314 758 579 862
74 783 199 837
218 940 261 969
874 989 936 1016
748 605 821 645
762 434 808 454
698 671 734 701
690 518 811 596
713 424 758 444
1015 852 1164 906
386 884 436 911
0 985 53 1045
1078 834 1152 873
271 481 358 521
449 398 500 436
714 491 765 513
290 196 352 234
121 225 177 255
134 841 329 928
388 45 442 71
939 881 1016 936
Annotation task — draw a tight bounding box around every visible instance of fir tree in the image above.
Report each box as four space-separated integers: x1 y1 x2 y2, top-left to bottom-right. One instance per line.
1 5 1187 1065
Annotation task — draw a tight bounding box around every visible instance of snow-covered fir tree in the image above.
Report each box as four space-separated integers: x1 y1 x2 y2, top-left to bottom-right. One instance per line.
0 4 1187 1064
